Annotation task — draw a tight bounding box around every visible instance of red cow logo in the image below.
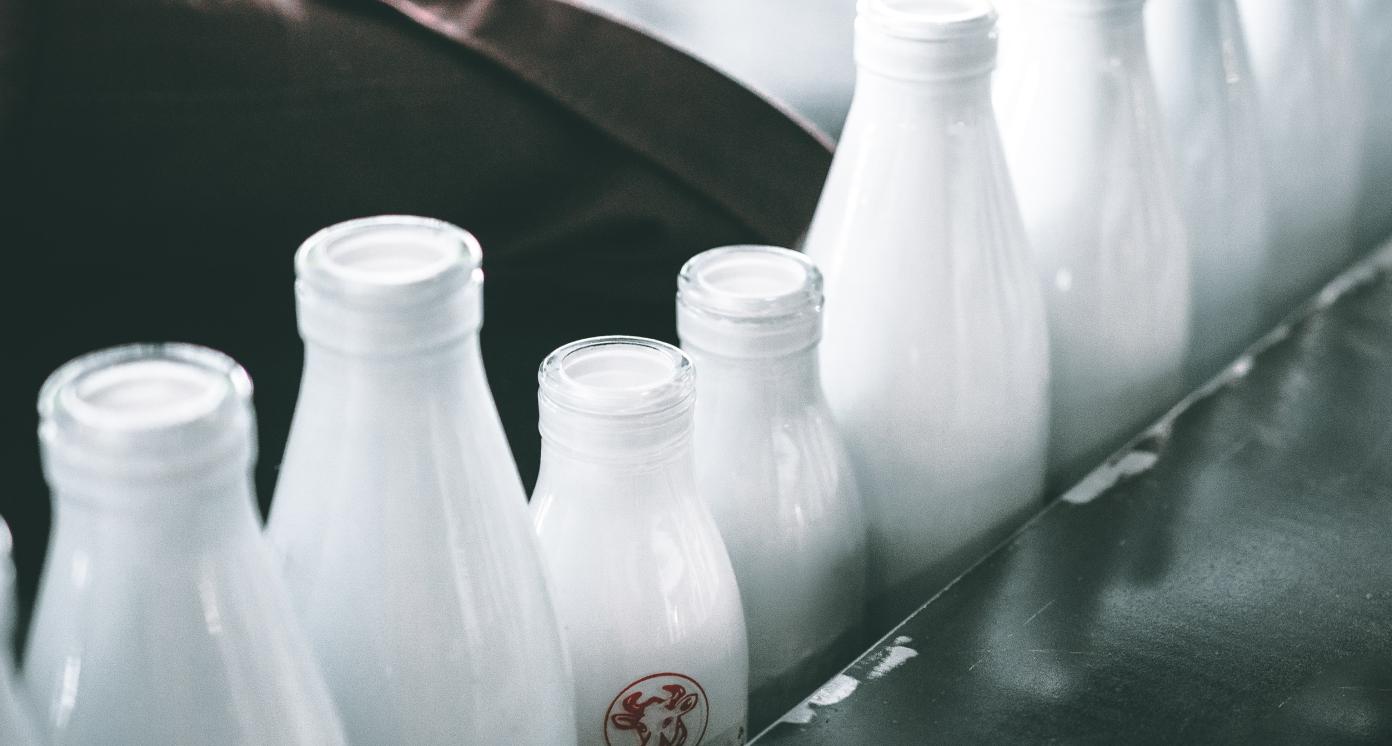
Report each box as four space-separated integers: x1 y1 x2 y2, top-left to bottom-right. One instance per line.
603 673 709 746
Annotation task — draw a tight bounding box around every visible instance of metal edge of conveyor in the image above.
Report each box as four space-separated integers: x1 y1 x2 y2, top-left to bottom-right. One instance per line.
750 236 1392 742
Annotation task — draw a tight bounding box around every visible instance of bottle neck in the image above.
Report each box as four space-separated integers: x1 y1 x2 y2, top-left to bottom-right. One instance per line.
1016 0 1147 56
684 343 822 409
537 406 694 468
294 279 484 358
48 475 260 551
300 333 485 390
538 436 691 479
853 66 994 109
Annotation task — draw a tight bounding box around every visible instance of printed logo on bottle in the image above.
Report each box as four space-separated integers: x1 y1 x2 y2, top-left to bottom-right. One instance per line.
604 672 709 746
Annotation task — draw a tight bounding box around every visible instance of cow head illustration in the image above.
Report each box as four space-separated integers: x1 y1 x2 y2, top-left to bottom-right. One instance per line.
609 683 700 746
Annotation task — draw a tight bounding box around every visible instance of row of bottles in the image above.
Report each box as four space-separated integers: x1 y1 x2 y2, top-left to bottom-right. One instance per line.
7 219 867 743
4 0 1390 743
803 0 1389 618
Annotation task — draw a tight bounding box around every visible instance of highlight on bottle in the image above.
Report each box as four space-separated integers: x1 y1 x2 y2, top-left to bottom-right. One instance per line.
537 336 696 456
677 245 824 357
37 343 255 491
294 215 486 355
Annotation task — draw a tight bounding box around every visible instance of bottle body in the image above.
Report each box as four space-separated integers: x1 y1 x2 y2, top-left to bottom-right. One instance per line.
804 3 1050 612
28 482 344 745
24 344 345 746
997 0 1189 482
530 337 748 746
1147 0 1268 381
266 216 575 745
687 350 866 728
1237 0 1363 313
677 246 867 731
1351 0 1392 251
268 342 575 744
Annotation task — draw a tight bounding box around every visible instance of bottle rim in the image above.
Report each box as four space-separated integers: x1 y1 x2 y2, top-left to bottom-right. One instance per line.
854 0 999 82
294 215 482 308
37 343 256 490
38 343 251 434
858 0 997 41
677 245 823 323
293 215 487 355
538 336 695 419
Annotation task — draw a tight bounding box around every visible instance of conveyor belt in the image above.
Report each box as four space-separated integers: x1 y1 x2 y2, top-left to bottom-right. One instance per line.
756 244 1392 744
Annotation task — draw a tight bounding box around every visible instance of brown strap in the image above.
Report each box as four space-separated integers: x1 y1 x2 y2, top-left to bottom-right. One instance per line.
376 0 834 244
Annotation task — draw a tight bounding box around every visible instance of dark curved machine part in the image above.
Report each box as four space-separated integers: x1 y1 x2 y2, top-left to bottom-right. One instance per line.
0 0 831 638
756 250 1392 744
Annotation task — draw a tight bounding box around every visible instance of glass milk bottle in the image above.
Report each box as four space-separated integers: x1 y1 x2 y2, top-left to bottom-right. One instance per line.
996 0 1189 483
1351 0 1392 251
266 216 576 744
675 246 867 730
531 337 748 746
1 521 42 745
25 344 345 746
1146 0 1268 381
802 0 1050 613
1236 0 1364 313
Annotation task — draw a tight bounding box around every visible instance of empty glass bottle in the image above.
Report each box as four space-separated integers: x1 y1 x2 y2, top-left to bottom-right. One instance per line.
266 216 576 744
802 0 1050 614
1236 0 1364 314
1 521 42 746
531 336 748 746
1146 0 1268 381
25 344 345 745
996 0 1189 484
1351 0 1392 252
676 246 867 731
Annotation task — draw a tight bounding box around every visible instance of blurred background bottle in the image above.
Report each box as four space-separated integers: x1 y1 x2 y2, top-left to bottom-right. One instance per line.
1 520 42 746
1351 0 1392 253
25 344 345 745
676 246 867 731
803 0 1050 620
997 0 1188 485
531 336 748 746
267 217 576 744
1146 0 1268 382
1236 0 1363 317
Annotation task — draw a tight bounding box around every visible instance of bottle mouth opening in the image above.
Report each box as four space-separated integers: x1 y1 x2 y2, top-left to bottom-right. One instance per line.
539 336 694 418
678 246 822 321
295 215 482 301
39 344 249 433
859 0 997 40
